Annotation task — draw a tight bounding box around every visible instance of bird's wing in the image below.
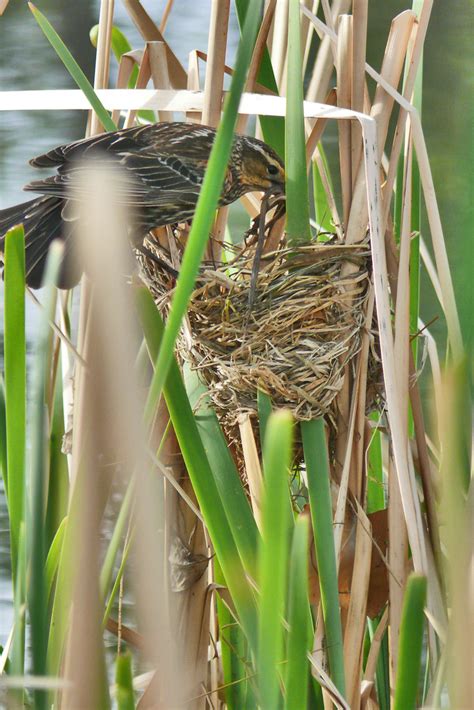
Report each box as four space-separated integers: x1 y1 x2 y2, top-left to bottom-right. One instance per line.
24 149 206 207
28 123 165 167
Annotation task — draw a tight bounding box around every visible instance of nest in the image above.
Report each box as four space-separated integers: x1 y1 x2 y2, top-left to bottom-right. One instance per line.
138 224 373 427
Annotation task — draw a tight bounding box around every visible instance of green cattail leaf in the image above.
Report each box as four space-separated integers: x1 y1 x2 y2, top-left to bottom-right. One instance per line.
285 0 311 244
258 409 294 709
115 652 135 710
285 515 311 709
302 418 346 696
3 226 26 586
393 574 427 710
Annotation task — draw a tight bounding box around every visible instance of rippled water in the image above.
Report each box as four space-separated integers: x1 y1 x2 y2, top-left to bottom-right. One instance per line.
0 0 472 655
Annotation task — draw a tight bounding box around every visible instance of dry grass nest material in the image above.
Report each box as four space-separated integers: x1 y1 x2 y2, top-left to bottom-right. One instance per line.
139 228 373 425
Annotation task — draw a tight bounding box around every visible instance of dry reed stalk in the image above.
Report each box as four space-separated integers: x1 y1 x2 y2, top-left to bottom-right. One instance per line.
123 0 187 87
334 14 357 498
345 10 416 247
304 13 440 624
305 0 351 104
159 0 174 34
301 0 318 68
387 452 408 690
270 0 289 92
236 0 277 135
383 206 443 582
63 167 136 707
186 50 202 124
305 87 337 162
147 39 212 706
382 0 433 229
350 0 368 183
112 48 142 124
202 0 230 127
238 414 264 530
420 237 443 308
202 1 231 264
343 506 372 709
69 0 114 499
148 408 211 707
123 45 152 128
148 41 174 122
336 14 353 229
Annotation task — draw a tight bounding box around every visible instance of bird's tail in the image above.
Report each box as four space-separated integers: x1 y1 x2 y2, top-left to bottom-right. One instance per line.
0 196 82 288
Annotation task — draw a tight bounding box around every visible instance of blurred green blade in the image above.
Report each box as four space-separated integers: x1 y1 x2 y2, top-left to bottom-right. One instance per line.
301 418 346 696
285 515 311 709
3 226 26 585
11 521 27 703
100 477 134 603
45 359 69 548
115 652 135 710
45 516 67 603
28 242 64 710
285 0 311 244
144 0 264 422
0 379 7 497
258 410 293 709
393 574 427 710
29 3 116 132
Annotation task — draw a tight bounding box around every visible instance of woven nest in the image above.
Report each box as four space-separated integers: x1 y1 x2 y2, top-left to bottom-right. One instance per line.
138 223 373 426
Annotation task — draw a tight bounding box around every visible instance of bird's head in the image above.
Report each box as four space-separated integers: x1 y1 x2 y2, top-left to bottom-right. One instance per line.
235 135 285 195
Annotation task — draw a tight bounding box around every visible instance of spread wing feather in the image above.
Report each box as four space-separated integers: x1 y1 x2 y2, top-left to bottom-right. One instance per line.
24 150 205 207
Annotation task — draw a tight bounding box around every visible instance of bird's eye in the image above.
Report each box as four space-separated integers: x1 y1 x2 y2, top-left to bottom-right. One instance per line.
267 164 280 176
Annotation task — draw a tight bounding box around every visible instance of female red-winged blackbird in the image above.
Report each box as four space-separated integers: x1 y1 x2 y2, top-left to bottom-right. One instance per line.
0 121 285 288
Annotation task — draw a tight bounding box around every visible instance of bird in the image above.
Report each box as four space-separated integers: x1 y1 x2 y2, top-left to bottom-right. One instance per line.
0 121 285 289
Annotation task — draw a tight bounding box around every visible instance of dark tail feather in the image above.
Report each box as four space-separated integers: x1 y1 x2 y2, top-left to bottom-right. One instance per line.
0 196 82 289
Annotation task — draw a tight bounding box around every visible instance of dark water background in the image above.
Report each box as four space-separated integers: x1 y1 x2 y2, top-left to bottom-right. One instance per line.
0 0 472 655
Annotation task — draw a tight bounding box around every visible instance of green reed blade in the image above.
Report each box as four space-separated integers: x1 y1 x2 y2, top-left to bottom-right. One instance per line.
115 652 135 710
28 241 63 710
285 515 311 709
285 0 311 244
393 574 427 710
3 226 26 587
258 410 294 709
302 418 346 697
29 3 116 132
